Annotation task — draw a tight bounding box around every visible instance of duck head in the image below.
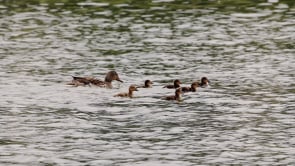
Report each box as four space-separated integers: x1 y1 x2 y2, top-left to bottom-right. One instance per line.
105 71 123 83
129 85 138 92
201 77 210 86
174 79 182 87
191 82 199 91
145 80 153 88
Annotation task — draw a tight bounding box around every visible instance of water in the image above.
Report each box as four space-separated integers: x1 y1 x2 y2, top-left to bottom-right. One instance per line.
0 0 295 165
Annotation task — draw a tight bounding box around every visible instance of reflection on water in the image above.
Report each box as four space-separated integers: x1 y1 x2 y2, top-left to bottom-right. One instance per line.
0 0 294 165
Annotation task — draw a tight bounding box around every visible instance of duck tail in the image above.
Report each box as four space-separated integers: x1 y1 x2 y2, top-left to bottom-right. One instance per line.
71 75 82 80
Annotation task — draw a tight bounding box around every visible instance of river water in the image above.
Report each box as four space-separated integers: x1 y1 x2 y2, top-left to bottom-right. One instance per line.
0 0 294 165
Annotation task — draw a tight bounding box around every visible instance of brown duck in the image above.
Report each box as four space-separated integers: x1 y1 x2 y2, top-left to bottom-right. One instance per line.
138 80 153 88
181 82 198 93
163 79 182 89
67 71 123 88
114 85 138 98
163 88 182 101
194 77 210 87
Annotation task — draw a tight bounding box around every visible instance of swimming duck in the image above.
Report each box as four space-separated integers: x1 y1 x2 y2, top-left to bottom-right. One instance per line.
194 77 210 87
67 71 123 88
181 82 198 93
138 80 153 88
163 88 182 101
163 79 182 89
114 85 138 98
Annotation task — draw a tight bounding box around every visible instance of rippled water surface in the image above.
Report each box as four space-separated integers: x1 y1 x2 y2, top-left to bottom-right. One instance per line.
1 0 295 165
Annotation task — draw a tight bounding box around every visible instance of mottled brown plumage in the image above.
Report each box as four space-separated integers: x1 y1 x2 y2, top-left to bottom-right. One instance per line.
67 71 123 88
69 76 92 86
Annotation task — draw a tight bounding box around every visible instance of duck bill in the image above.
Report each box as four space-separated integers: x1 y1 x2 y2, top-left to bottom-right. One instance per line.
117 79 123 83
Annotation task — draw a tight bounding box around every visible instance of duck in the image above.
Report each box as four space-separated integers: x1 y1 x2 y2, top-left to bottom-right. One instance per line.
114 85 138 98
181 82 198 93
194 77 210 87
163 79 182 89
67 71 123 88
163 88 182 101
138 80 153 88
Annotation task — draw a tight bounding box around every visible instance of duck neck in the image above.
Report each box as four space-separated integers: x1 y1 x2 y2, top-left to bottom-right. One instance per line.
200 81 207 87
105 82 112 89
191 87 196 92
200 83 205 87
174 84 180 88
128 90 133 97
175 93 181 100
104 74 113 82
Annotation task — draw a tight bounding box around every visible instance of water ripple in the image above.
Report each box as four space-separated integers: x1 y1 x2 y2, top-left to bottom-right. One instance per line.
0 0 294 165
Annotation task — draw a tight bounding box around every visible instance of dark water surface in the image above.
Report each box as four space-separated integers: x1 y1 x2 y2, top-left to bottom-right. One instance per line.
0 0 295 165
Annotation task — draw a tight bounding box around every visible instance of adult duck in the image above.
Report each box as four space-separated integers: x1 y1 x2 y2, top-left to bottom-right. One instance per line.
68 71 123 88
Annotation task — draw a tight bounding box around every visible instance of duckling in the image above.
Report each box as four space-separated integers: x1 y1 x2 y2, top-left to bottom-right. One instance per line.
194 77 210 87
138 80 153 88
163 88 182 101
67 71 123 88
181 82 198 93
114 85 138 98
163 79 182 89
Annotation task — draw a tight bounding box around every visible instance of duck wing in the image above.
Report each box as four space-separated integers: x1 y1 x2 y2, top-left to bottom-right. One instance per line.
181 87 191 93
163 85 175 89
89 78 105 86
70 76 92 85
